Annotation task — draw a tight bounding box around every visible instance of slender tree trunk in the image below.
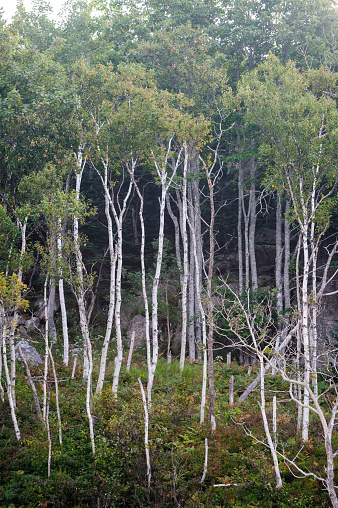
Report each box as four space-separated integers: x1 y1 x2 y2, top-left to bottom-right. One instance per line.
166 194 182 273
57 218 69 366
188 186 196 360
47 278 57 341
301 225 311 442
190 156 203 350
242 186 250 290
9 217 28 409
188 223 196 360
1 310 20 440
149 178 167 404
274 192 283 374
48 346 62 445
46 389 51 477
259 355 283 489
43 276 49 422
205 159 216 430
96 162 117 394
325 406 338 508
180 146 189 372
311 245 318 398
139 378 151 488
111 171 134 395
284 200 291 310
148 140 180 406
276 192 283 315
86 335 95 455
310 180 319 399
237 132 244 294
200 438 208 483
187 206 208 424
73 149 91 380
249 139 258 290
0 342 4 402
128 169 152 407
72 149 95 452
126 331 135 373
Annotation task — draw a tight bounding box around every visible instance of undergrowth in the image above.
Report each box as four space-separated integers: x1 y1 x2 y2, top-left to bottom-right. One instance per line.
0 351 332 507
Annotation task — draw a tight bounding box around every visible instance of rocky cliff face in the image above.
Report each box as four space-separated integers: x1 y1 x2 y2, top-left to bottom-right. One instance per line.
215 228 338 353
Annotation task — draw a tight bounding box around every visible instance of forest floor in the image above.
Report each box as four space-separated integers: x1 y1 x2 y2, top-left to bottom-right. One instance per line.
0 341 334 507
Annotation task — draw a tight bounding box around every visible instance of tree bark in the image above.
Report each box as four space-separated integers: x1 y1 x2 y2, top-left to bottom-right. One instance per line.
249 139 258 290
179 146 189 372
96 160 117 394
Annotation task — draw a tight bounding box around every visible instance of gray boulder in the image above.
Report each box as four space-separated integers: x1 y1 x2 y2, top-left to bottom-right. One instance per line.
25 316 40 331
127 315 148 348
15 340 43 366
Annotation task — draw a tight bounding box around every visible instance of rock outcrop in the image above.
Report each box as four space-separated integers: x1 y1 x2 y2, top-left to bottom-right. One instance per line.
15 340 43 366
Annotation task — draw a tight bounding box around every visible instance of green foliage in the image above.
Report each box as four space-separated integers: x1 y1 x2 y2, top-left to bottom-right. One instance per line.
0 356 332 507
0 272 29 311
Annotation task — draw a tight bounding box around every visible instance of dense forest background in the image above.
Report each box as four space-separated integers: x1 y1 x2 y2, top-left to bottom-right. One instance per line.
2 0 338 506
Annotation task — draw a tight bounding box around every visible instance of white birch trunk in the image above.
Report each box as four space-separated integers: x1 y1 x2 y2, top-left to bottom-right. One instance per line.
310 173 319 399
72 150 95 452
126 331 135 373
325 404 338 508
148 140 181 406
0 343 4 402
166 194 182 273
86 336 95 455
259 356 283 489
187 208 208 424
204 156 216 430
9 321 16 409
179 145 189 372
138 377 151 488
249 140 258 290
111 171 134 395
47 278 57 341
149 177 167 403
57 218 69 366
46 390 51 477
229 375 234 406
274 192 283 375
237 131 244 293
96 161 117 394
133 179 151 407
238 162 244 294
1 311 20 440
273 395 277 447
242 187 250 290
301 226 311 442
311 246 318 398
71 354 77 379
188 186 196 360
191 170 203 350
283 200 291 310
9 216 27 409
43 277 49 422
275 192 283 315
200 438 208 483
73 149 91 381
92 157 134 395
48 346 62 445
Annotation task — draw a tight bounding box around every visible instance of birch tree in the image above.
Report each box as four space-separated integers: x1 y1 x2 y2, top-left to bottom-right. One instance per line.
240 56 338 440
0 272 28 440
